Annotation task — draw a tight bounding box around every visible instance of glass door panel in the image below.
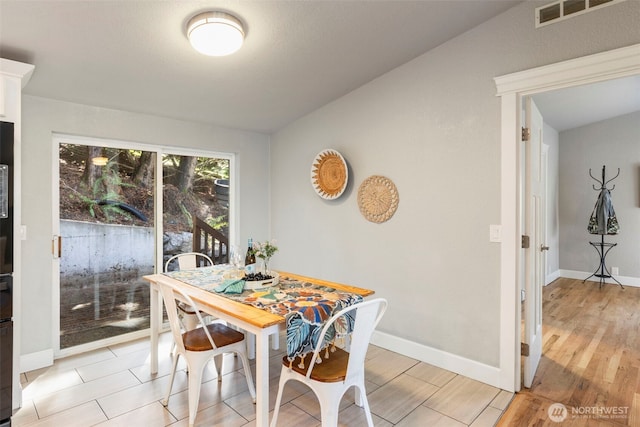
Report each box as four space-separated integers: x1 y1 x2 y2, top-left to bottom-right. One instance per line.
162 154 230 271
58 144 155 349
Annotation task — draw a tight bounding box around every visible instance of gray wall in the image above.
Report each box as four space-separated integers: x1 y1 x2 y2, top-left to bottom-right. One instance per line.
269 1 640 367
559 111 640 279
21 96 270 356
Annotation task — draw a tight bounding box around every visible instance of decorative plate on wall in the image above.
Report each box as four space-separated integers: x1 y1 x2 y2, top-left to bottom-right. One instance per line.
310 149 348 199
357 175 399 223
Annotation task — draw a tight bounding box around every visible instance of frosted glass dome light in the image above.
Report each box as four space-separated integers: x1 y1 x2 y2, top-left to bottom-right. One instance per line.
187 11 245 56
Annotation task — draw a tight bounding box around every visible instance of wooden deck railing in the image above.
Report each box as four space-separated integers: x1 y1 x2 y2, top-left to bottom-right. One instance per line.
192 216 229 264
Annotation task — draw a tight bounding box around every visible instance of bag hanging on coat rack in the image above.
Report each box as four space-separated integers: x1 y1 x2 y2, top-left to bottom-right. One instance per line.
607 214 619 235
587 166 620 236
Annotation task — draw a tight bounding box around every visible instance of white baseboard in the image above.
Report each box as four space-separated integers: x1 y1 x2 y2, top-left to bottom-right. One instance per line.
371 270 640 393
559 269 640 288
545 269 561 285
371 330 502 389
20 349 54 373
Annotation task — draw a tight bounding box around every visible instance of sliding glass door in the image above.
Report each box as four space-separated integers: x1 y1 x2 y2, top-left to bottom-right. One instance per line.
55 139 233 352
162 154 230 271
58 143 155 349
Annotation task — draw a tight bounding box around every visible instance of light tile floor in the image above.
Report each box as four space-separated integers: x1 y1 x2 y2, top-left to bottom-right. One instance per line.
12 332 513 426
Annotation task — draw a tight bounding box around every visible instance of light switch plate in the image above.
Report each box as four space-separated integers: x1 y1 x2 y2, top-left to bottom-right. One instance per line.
489 224 502 242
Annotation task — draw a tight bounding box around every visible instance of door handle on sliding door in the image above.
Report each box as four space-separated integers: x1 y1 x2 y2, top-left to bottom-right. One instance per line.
52 235 62 258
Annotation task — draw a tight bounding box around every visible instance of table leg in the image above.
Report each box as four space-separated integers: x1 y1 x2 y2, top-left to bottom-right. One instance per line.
150 285 160 374
255 330 270 427
250 333 279 356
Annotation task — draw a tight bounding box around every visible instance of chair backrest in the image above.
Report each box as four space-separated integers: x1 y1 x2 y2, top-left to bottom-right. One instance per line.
157 279 218 353
164 252 213 272
306 298 387 381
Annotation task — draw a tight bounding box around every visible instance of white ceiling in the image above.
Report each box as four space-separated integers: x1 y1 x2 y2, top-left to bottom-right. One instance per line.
533 75 640 132
3 1 634 135
0 0 522 133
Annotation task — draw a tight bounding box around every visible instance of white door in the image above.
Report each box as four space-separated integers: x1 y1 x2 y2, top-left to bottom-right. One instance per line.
523 97 547 388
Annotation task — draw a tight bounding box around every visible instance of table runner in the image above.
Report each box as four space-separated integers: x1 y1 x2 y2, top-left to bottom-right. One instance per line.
163 266 363 364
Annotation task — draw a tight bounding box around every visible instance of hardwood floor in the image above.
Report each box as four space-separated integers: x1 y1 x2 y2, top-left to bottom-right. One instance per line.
498 278 640 426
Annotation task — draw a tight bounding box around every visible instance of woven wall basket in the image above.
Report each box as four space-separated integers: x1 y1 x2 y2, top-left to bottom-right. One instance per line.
357 175 399 223
310 149 348 199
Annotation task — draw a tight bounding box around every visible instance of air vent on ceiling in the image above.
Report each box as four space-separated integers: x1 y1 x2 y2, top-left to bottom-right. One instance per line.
536 0 626 27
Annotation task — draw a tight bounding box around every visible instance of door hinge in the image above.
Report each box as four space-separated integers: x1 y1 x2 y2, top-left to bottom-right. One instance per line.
521 342 530 357
521 235 530 249
522 127 530 141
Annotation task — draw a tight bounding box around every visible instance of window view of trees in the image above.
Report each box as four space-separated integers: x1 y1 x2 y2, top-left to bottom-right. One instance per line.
162 154 232 268
58 143 230 349
59 145 230 234
60 144 155 226
162 154 230 236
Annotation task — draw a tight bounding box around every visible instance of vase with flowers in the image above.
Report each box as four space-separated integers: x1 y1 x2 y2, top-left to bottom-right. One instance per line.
252 239 278 276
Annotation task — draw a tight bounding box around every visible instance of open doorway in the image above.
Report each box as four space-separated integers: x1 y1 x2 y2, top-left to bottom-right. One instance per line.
527 76 640 292
532 76 640 288
494 43 640 393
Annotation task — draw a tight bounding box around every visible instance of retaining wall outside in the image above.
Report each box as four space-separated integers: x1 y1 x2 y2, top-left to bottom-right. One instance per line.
61 220 154 280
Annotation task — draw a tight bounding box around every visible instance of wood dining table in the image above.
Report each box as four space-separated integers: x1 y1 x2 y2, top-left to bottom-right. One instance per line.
143 268 374 427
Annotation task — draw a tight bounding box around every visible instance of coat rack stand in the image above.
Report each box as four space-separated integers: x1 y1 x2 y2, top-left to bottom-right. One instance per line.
583 234 623 289
583 165 623 289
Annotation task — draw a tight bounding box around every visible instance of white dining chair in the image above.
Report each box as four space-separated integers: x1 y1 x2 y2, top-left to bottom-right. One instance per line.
159 279 256 427
270 298 388 427
164 252 215 331
164 251 213 272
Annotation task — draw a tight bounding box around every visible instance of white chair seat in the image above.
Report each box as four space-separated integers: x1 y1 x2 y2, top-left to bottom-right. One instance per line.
271 298 387 427
159 280 256 427
281 346 350 382
183 322 244 351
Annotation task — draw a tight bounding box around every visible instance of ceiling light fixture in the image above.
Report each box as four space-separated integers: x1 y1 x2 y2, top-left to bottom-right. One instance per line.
91 156 108 166
187 11 245 57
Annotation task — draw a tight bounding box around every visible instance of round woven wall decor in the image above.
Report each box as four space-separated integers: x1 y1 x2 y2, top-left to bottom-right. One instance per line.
357 175 399 223
310 149 348 199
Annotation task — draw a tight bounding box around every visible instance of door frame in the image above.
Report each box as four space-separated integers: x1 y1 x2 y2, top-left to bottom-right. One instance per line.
495 43 640 392
52 134 238 358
